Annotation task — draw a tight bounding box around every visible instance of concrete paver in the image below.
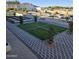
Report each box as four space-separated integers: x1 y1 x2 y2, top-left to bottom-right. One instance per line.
6 22 73 59
6 29 39 59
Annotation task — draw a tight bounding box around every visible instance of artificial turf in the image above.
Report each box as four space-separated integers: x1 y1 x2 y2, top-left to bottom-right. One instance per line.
18 22 66 40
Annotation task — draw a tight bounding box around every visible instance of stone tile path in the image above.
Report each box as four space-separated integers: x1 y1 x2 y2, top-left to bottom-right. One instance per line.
6 29 39 59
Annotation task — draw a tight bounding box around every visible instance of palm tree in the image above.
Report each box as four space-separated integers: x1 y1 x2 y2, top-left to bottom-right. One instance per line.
47 25 56 44
47 25 56 48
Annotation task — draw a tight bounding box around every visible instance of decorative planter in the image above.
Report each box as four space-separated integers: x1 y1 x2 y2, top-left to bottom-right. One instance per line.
47 39 54 48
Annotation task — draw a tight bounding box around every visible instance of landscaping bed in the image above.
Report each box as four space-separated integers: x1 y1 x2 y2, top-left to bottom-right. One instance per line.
18 22 66 40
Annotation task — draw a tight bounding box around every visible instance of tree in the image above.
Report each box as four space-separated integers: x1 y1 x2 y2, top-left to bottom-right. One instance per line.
48 6 51 8
23 10 25 12
13 12 16 16
65 17 69 22
19 16 23 24
35 10 38 12
55 12 59 14
26 10 28 13
6 8 10 12
45 10 48 13
47 25 56 44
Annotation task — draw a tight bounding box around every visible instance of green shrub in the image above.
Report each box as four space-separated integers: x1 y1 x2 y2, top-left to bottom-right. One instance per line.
13 12 16 16
19 16 23 24
65 17 69 22
34 16 37 22
68 21 73 34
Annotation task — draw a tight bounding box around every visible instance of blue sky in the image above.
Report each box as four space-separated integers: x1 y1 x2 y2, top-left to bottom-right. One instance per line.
8 0 73 7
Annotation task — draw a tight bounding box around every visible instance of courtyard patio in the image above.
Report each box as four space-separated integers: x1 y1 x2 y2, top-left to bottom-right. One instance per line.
6 20 73 59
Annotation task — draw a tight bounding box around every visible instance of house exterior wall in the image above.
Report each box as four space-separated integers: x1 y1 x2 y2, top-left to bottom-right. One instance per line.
6 4 18 8
6 2 36 11
19 3 36 11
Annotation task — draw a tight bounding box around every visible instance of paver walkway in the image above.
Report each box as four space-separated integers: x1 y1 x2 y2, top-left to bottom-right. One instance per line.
6 29 39 59
7 21 73 59
38 18 68 28
7 16 68 28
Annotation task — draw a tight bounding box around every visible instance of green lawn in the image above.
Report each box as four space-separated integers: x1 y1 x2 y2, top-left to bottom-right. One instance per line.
18 22 66 40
